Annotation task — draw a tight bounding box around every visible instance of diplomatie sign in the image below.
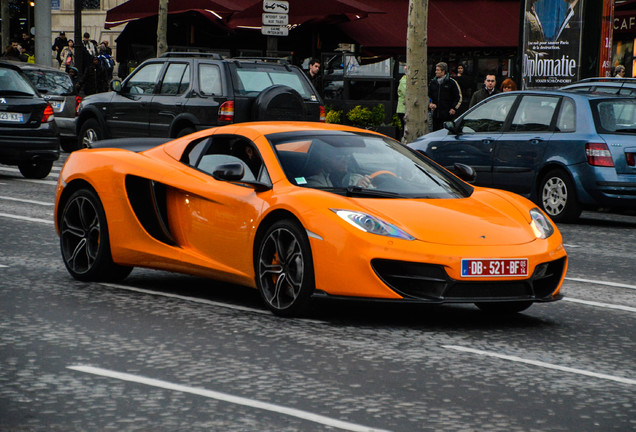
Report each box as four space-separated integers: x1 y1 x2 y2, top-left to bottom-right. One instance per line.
522 0 584 88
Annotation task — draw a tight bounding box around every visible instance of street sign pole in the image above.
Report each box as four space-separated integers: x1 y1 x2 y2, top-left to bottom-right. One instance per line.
262 0 289 57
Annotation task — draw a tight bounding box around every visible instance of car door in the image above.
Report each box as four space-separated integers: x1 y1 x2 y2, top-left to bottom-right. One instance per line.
107 62 164 138
149 62 190 137
428 94 518 187
492 94 559 195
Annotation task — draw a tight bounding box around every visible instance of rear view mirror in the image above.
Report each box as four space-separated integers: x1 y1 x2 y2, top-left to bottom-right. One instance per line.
452 163 476 183
443 121 459 135
213 163 245 181
110 79 122 92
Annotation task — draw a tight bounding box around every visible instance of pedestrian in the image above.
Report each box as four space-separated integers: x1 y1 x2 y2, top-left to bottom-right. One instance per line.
614 65 626 78
428 62 462 131
1 45 21 61
52 31 68 67
305 58 323 97
67 67 80 94
454 64 473 116
99 41 112 56
470 74 500 107
81 32 98 57
500 78 517 92
396 69 407 140
21 32 34 55
78 56 108 96
60 40 75 72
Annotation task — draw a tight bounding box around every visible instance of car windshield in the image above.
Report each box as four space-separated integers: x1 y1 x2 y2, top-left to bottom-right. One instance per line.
592 99 636 133
269 132 472 199
22 69 74 95
0 68 37 96
233 66 314 99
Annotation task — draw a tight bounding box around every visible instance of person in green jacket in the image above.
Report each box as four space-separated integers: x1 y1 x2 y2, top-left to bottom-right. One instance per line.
396 72 407 140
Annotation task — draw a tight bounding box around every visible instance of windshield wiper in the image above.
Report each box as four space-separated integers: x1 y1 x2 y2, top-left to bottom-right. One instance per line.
345 186 403 198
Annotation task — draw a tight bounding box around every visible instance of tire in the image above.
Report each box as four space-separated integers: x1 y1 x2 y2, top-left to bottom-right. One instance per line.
18 161 53 179
255 219 315 317
176 127 195 138
539 169 582 223
252 85 307 121
60 137 78 153
476 301 533 314
60 188 132 282
78 118 104 150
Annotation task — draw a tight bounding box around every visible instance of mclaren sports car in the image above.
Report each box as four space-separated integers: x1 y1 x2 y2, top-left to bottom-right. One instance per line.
54 122 567 316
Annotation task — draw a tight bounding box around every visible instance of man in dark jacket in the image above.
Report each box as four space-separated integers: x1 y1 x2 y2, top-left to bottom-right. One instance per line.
52 31 68 67
79 56 108 96
470 74 500 107
428 62 462 131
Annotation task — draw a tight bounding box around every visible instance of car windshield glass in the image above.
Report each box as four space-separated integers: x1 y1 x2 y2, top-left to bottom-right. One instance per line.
23 69 74 95
0 68 37 96
593 99 636 133
269 132 472 199
234 67 312 98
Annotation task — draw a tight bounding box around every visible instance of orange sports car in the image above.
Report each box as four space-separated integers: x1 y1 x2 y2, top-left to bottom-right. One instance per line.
54 122 567 316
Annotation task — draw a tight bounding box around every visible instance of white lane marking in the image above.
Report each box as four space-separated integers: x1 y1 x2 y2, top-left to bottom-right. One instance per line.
20 179 58 186
443 345 636 386
562 243 581 248
0 264 8 268
101 283 328 324
0 212 53 224
564 297 636 313
0 195 54 206
67 365 391 432
566 277 636 291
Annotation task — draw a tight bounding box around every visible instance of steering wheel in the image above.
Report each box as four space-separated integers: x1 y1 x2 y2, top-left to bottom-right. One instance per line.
368 170 398 180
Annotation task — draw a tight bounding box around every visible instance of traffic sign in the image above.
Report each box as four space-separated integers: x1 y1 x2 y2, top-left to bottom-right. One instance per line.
261 26 289 36
262 13 288 26
263 0 289 14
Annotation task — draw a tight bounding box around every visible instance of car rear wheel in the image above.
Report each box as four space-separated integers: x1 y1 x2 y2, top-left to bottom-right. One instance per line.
78 118 104 150
18 161 53 179
60 188 132 282
539 169 582 223
256 219 315 316
476 301 533 314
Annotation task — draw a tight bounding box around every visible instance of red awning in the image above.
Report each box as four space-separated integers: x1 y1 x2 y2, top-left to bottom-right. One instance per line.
105 0 241 29
338 0 520 52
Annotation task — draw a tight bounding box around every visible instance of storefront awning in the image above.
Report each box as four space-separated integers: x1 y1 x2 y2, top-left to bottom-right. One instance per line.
338 0 520 53
104 0 240 29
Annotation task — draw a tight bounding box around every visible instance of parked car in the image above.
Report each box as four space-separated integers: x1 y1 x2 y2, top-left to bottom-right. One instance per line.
408 90 636 222
55 122 566 316
75 52 325 151
8 61 80 152
561 77 636 96
0 61 59 178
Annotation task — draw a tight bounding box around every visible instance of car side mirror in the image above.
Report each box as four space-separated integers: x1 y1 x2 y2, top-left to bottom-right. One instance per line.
452 163 476 183
110 79 122 92
443 121 459 135
213 163 244 181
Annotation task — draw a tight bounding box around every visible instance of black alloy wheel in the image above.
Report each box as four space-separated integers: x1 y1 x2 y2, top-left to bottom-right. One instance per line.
78 118 104 150
60 188 132 281
256 219 315 316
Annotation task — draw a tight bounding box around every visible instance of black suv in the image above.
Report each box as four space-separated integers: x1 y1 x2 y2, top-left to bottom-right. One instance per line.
75 53 325 150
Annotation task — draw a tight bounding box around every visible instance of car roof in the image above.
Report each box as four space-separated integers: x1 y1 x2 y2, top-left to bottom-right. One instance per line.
1 60 66 74
488 89 635 101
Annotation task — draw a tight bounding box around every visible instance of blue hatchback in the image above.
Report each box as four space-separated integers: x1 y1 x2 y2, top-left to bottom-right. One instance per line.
408 90 636 222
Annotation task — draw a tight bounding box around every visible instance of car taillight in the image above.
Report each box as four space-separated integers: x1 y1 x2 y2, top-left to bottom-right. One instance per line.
218 100 234 122
585 142 614 167
41 104 54 123
320 105 326 122
627 152 636 167
75 96 82 115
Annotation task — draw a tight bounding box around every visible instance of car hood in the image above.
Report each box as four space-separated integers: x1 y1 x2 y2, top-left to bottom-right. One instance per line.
408 128 449 150
352 189 536 246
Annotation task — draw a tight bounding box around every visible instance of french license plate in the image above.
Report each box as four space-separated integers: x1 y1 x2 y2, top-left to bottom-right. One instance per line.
461 258 528 277
0 111 25 123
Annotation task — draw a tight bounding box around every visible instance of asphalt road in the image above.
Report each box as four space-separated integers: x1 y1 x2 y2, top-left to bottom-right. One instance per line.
1 157 634 431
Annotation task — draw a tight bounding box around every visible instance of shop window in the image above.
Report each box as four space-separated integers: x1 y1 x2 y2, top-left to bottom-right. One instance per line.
82 0 100 9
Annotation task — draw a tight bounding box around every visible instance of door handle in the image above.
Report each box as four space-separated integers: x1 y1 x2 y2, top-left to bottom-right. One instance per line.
482 139 492 145
530 138 543 145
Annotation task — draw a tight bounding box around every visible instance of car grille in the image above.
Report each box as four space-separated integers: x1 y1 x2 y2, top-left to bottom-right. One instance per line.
371 258 566 302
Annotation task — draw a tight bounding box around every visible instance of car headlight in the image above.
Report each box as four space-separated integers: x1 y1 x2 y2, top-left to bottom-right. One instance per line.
530 208 554 239
332 209 414 240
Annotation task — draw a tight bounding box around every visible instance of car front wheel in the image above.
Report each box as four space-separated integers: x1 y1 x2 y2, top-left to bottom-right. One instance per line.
255 219 315 316
78 118 104 150
60 188 132 281
539 169 582 223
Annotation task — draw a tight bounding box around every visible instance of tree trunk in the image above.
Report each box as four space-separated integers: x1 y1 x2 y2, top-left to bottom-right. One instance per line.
1 0 9 51
157 0 169 57
403 0 429 143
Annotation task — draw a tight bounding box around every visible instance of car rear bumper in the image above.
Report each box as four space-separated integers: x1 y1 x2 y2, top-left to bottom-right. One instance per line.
55 117 77 138
0 133 60 164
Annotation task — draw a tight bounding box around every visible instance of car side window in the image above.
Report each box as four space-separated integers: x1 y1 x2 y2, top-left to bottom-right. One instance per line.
199 64 222 96
124 63 163 95
556 98 576 132
159 63 189 95
510 95 559 132
461 95 516 133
